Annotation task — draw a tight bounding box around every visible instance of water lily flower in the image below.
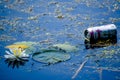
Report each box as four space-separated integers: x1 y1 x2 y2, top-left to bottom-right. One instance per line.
4 44 29 60
4 49 29 60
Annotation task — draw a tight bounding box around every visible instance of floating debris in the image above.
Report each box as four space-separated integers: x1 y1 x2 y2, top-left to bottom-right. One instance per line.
28 15 39 20
72 59 88 79
109 18 120 23
85 66 120 72
84 24 117 49
32 49 71 64
100 49 117 59
0 26 4 31
0 35 16 41
84 24 117 41
39 39 52 44
56 15 64 19
84 66 120 80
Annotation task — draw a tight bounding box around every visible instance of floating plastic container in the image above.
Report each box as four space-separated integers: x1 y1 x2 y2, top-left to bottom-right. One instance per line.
84 24 117 48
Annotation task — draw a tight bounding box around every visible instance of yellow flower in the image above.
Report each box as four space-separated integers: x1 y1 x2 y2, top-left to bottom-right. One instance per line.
6 44 28 49
5 44 28 57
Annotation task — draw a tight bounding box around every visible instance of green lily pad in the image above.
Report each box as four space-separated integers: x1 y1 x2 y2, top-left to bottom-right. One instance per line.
14 41 37 46
52 42 79 52
32 49 71 64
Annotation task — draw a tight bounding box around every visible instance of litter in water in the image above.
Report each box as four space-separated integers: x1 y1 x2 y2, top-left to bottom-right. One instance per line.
84 24 117 48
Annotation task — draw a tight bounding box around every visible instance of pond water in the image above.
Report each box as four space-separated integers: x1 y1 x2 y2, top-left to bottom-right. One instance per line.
0 0 120 80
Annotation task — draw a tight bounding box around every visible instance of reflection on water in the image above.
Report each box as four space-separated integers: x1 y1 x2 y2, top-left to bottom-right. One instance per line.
84 38 117 49
5 58 28 69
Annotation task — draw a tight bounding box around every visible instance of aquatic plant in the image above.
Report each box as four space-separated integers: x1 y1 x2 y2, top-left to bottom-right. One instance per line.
14 41 39 54
4 48 29 69
52 42 79 52
4 41 39 68
4 44 29 67
32 49 71 64
4 48 29 59
5 44 28 58
6 44 28 57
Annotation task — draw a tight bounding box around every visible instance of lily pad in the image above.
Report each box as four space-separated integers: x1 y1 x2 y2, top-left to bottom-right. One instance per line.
14 41 37 46
52 42 79 52
32 49 71 64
